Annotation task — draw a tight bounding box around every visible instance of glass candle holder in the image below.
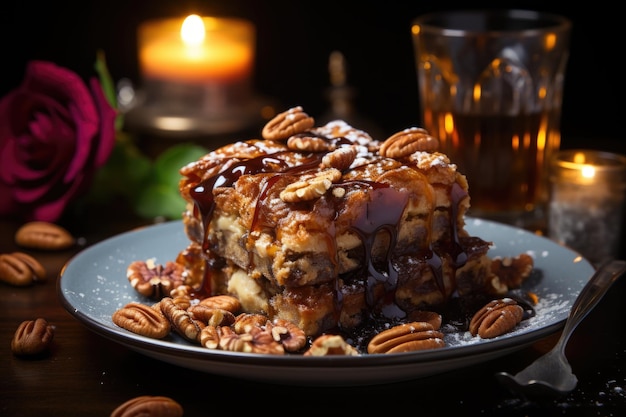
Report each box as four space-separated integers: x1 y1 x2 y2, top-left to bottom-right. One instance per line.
548 149 626 265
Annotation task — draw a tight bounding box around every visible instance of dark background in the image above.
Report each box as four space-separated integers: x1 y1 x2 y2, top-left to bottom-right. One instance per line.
2 0 623 153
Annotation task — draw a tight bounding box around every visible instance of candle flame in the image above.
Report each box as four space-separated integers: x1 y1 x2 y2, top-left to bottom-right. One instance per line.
581 165 596 179
181 14 205 46
573 151 596 179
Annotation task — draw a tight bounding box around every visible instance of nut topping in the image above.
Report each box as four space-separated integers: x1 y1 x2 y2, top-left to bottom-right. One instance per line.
469 298 524 339
198 294 242 313
127 259 185 300
267 319 307 352
279 168 342 202
160 297 204 342
11 318 55 356
112 302 171 339
287 135 335 152
233 313 269 333
262 106 315 141
304 334 360 356
219 326 284 355
321 145 358 171
15 221 75 250
491 254 534 289
380 127 439 159
110 395 183 417
367 322 445 354
188 305 236 327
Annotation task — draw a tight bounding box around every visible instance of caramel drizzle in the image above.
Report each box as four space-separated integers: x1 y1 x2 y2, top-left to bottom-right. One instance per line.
188 132 470 323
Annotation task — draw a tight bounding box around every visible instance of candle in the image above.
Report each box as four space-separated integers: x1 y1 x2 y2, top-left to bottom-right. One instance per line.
548 149 626 265
138 15 255 84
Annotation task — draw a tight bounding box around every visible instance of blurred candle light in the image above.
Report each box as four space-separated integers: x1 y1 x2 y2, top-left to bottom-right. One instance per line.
138 14 255 84
548 149 626 265
128 14 265 137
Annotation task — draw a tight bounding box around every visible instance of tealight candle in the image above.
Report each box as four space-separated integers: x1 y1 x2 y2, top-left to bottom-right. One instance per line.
548 149 626 265
138 15 255 84
131 15 259 135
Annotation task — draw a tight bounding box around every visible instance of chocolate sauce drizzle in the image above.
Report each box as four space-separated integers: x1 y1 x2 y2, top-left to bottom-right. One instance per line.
188 133 473 330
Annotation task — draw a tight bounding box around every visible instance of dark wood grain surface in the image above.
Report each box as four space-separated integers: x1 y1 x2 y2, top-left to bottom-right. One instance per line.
1 215 625 417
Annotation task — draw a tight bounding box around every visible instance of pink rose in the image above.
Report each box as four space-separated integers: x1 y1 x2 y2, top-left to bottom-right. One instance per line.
0 60 116 222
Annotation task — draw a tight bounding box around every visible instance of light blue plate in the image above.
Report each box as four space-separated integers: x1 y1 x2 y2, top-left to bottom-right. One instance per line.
58 217 594 386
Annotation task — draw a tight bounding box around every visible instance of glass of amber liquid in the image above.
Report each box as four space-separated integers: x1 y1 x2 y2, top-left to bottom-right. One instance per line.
411 10 571 230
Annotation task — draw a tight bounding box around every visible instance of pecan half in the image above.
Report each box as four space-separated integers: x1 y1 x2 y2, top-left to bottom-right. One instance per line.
304 334 360 356
112 302 171 339
110 395 183 417
262 106 315 141
491 254 534 289
267 319 307 352
219 326 284 355
11 318 55 356
367 322 445 354
279 168 342 202
469 298 524 339
321 145 358 171
188 305 236 327
198 325 221 349
14 221 75 250
160 297 204 341
380 127 439 158
233 313 269 333
287 135 335 152
407 310 443 330
198 295 242 313
127 259 185 300
0 252 45 286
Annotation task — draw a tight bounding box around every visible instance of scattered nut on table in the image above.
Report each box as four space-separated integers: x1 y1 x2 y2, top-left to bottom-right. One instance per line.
15 221 75 250
0 252 47 286
11 318 55 356
110 395 183 417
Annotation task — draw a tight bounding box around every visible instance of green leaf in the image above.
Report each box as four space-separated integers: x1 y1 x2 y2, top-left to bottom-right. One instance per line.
153 143 209 190
134 182 187 220
94 50 124 131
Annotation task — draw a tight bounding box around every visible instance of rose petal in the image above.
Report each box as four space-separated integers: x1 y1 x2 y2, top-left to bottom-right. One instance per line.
23 61 99 182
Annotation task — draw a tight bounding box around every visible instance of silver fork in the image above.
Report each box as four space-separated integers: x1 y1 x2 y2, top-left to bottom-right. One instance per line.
495 259 626 400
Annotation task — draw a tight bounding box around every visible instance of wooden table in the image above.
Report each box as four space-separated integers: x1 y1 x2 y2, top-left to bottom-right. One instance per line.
1 216 625 417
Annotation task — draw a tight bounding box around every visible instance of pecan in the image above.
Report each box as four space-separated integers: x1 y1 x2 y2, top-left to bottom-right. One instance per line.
127 259 185 300
367 322 445 354
160 297 205 342
304 334 360 356
110 395 183 417
407 310 443 330
112 302 171 339
219 326 284 355
279 168 342 202
233 313 269 333
188 305 236 327
11 318 55 356
0 252 46 286
491 254 534 289
14 221 75 250
267 319 307 352
198 325 221 349
287 135 335 152
198 294 242 313
469 298 524 339
262 106 315 141
321 145 357 171
380 127 439 158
